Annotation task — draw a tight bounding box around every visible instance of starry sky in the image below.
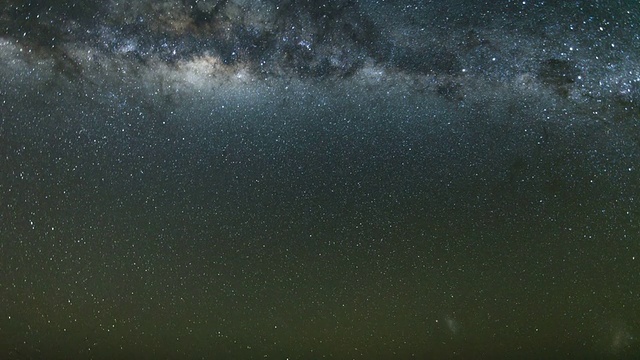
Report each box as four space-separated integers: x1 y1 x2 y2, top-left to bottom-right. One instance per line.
1 1 640 359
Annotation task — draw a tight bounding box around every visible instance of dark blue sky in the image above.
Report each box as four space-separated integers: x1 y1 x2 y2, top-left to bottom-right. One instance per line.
1 1 639 359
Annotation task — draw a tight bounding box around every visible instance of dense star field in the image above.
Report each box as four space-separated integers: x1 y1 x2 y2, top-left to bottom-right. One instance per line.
1 0 639 359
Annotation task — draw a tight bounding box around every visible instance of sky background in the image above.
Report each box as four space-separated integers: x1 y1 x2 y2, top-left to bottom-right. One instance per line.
1 0 640 359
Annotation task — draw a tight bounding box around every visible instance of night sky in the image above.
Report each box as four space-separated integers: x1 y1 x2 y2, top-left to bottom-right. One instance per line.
1 1 640 359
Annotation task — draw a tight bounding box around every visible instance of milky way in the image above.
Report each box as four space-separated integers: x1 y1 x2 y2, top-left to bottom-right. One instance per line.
1 1 639 359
